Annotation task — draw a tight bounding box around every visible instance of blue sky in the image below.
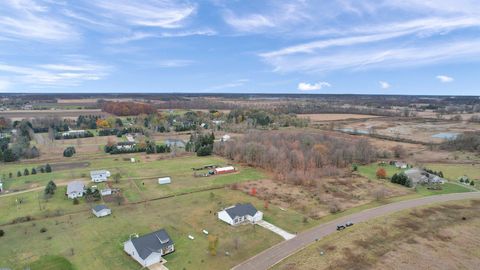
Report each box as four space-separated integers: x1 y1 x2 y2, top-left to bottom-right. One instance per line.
0 0 479 95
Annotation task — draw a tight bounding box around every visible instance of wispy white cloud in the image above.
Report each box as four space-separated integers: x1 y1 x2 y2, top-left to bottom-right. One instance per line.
298 81 331 91
153 59 195 68
436 75 454 83
379 81 391 89
223 12 274 32
93 0 196 29
107 29 216 44
0 0 78 42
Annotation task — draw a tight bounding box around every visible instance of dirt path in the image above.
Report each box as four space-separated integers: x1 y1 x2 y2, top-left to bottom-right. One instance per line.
0 180 87 198
232 192 480 270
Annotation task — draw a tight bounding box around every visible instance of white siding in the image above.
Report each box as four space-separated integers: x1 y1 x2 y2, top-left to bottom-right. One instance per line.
93 208 111 217
124 240 148 267
218 210 234 225
158 177 171 185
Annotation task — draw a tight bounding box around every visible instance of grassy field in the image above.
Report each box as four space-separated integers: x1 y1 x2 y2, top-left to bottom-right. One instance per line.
425 163 480 180
0 155 265 224
357 163 405 180
273 199 480 270
415 182 472 196
0 189 306 270
0 155 264 195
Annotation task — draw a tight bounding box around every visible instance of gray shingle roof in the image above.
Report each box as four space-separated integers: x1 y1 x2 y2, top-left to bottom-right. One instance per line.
225 203 258 219
66 181 85 194
131 229 173 260
92 205 109 212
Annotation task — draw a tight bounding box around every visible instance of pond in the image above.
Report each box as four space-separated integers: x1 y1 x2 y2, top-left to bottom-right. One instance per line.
432 132 459 139
336 128 370 135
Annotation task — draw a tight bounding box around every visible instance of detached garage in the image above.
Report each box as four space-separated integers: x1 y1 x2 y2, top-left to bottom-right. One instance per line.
92 205 111 218
158 177 172 185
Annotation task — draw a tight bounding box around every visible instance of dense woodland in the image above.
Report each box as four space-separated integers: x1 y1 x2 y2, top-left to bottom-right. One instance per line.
441 132 480 152
214 131 376 185
101 101 156 116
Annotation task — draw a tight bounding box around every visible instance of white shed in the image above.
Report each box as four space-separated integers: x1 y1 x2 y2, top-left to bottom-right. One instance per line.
92 205 111 218
158 177 172 185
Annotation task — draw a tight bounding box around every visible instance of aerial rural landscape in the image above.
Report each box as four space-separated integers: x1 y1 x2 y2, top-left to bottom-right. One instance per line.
0 1 480 270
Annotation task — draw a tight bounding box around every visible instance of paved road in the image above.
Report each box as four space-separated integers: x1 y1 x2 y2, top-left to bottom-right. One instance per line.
232 192 480 270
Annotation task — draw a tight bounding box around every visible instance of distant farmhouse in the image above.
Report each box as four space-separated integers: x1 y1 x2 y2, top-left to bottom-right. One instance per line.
90 170 111 182
165 139 186 148
221 134 231 142
66 181 85 199
405 168 446 185
92 205 111 218
116 141 136 150
124 229 175 267
62 130 86 137
218 203 263 226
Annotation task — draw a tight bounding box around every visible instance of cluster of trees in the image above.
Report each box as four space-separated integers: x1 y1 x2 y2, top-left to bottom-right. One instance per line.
186 132 215 156
440 132 480 153
0 120 40 162
227 109 308 128
85 187 101 202
424 168 444 178
215 131 377 185
101 101 156 116
76 115 101 129
391 173 412 187
63 146 76 157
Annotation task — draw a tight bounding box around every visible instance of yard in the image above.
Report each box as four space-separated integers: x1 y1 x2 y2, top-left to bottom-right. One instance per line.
0 189 304 270
357 163 405 180
425 163 480 181
0 155 264 199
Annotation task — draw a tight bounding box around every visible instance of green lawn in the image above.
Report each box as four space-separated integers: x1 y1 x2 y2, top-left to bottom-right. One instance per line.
27 255 76 270
357 163 405 180
415 182 472 196
0 189 303 270
425 163 480 180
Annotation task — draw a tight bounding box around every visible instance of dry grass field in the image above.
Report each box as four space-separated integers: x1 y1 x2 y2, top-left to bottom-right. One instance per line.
0 109 109 121
238 176 411 221
274 199 480 270
298 114 381 121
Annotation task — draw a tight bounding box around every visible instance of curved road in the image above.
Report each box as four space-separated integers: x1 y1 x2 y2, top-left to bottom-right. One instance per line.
232 192 480 270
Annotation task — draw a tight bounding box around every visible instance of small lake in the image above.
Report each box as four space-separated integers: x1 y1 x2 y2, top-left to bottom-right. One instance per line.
432 132 459 139
337 128 369 135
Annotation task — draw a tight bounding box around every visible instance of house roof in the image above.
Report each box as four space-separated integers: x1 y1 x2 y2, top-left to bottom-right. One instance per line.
67 181 85 194
215 166 235 172
130 229 174 260
224 203 258 219
90 170 108 176
92 205 109 212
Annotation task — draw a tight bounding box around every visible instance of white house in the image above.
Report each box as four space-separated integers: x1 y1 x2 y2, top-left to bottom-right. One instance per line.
158 177 171 185
0 182 3 192
214 166 235 175
92 205 111 217
61 130 85 137
124 229 175 267
66 181 85 199
218 203 263 226
116 141 135 150
90 170 111 182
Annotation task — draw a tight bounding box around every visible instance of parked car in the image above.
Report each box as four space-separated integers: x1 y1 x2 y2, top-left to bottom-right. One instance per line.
346 221 354 227
336 225 346 231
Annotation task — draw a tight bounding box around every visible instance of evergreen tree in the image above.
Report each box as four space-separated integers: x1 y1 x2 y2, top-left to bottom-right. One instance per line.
31 168 37 175
24 168 29 176
45 164 52 173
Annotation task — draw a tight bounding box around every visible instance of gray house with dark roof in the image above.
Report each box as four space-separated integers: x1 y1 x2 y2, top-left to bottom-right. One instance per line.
218 203 263 226
124 229 175 267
